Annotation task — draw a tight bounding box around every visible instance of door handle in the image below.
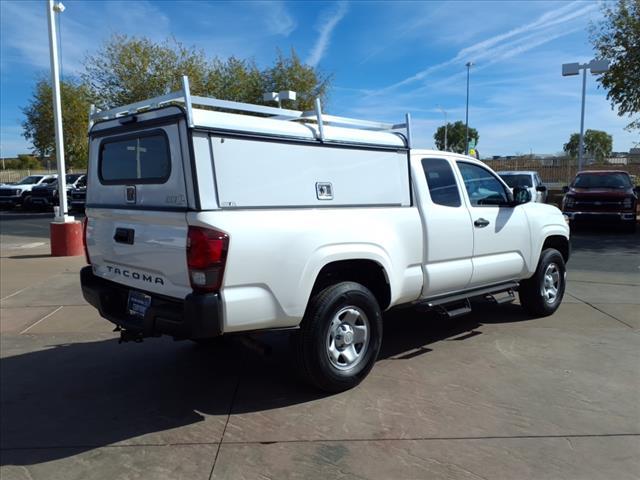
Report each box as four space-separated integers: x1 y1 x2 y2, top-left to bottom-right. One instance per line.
474 218 490 228
114 227 135 245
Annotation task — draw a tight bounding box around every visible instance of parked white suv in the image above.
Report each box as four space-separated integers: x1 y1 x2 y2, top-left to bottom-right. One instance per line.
81 79 570 391
498 171 548 203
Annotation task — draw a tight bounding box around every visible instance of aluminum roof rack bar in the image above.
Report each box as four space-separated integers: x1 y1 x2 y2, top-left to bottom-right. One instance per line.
190 95 302 118
89 76 412 147
90 91 184 122
182 75 194 128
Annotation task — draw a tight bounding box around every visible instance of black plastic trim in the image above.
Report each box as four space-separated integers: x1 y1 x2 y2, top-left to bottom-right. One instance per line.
80 266 222 339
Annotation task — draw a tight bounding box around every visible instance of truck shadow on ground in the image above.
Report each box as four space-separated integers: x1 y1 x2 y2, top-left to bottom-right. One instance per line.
0 302 535 467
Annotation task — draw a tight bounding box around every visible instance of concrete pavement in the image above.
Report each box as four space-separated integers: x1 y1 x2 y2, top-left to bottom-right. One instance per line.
0 211 638 479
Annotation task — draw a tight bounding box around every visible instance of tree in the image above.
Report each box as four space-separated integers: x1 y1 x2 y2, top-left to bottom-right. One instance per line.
434 121 479 154
262 49 330 110
83 35 211 108
563 129 613 163
83 36 330 110
22 79 93 169
589 0 640 132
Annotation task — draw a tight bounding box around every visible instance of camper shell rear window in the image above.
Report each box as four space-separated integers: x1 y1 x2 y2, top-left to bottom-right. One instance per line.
99 130 171 184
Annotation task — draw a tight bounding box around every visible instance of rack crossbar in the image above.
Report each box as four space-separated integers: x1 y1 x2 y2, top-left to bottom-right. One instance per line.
89 75 413 147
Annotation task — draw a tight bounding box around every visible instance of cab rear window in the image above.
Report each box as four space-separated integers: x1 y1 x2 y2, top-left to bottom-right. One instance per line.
99 131 171 184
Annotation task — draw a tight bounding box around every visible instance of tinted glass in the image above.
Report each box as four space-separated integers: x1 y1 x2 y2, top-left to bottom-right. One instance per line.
572 172 632 189
100 133 170 183
422 158 461 207
458 162 509 206
16 176 43 185
500 174 532 188
66 174 83 183
42 177 57 185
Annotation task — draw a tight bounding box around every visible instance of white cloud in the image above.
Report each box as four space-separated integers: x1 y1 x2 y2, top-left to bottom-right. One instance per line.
259 1 297 36
374 1 598 94
306 1 348 67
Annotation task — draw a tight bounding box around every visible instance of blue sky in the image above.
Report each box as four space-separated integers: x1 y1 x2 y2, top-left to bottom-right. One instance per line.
1 0 636 158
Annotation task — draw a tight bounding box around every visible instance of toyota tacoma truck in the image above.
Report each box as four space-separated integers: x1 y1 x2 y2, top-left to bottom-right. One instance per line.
81 78 570 392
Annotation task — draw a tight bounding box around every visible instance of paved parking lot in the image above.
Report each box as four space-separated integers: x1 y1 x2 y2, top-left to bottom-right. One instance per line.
0 211 638 479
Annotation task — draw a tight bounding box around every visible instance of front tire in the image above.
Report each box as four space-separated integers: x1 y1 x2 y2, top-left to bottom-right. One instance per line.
519 248 566 317
294 282 383 392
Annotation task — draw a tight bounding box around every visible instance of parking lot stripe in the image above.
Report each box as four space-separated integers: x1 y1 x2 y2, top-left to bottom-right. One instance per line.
19 306 63 334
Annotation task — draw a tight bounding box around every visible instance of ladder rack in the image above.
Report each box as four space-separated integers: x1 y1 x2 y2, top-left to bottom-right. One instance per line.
89 76 413 148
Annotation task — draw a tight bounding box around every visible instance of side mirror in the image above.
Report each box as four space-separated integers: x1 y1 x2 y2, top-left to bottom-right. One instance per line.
536 185 547 192
634 186 639 196
512 186 531 205
562 186 569 193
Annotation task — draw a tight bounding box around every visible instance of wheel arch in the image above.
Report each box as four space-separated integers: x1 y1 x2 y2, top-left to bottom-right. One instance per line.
307 259 391 312
541 235 570 263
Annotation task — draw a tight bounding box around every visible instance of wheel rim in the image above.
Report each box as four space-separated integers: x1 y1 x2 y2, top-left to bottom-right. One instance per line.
541 263 561 305
326 306 370 371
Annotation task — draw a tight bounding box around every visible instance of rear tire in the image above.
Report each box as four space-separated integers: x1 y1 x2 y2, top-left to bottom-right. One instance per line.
519 248 566 317
294 282 383 392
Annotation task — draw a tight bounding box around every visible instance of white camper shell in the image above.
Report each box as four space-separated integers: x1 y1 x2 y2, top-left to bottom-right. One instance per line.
81 77 570 392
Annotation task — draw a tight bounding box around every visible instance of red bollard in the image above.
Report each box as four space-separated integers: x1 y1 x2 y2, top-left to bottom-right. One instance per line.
50 221 84 256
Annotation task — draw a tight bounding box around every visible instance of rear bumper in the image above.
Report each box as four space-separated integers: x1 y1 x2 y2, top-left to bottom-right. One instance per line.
563 211 636 222
80 266 222 339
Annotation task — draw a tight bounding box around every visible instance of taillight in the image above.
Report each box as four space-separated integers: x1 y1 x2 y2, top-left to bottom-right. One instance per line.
187 226 229 293
83 216 91 264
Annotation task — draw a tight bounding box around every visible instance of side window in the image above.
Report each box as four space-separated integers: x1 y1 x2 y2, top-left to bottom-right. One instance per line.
421 158 461 207
457 162 510 206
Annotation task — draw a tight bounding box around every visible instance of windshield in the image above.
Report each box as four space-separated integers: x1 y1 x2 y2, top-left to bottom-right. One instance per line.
15 175 43 185
499 174 532 188
572 173 632 189
66 174 83 183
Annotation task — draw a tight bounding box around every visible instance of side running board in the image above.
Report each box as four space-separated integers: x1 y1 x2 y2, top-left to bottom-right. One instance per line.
419 281 519 318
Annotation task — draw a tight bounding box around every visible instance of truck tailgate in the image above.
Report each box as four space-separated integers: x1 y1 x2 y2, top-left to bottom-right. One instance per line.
87 209 191 299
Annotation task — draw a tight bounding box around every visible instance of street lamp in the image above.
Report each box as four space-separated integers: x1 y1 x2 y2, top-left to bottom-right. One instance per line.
437 105 448 151
263 90 297 108
47 0 71 222
464 61 474 155
562 59 609 171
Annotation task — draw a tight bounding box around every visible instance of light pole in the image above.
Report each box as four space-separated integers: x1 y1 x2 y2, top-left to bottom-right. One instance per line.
437 105 448 151
562 59 609 172
263 90 297 109
47 0 72 222
464 62 474 155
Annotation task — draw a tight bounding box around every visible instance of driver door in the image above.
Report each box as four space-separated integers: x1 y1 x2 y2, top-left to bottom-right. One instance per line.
456 161 531 287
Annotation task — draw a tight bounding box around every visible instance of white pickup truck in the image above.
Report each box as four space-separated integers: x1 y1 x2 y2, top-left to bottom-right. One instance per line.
81 78 570 392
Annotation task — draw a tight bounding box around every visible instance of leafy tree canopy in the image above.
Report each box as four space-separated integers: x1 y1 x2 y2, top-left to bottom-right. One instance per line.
589 0 640 132
434 121 479 154
563 129 613 163
21 79 93 169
